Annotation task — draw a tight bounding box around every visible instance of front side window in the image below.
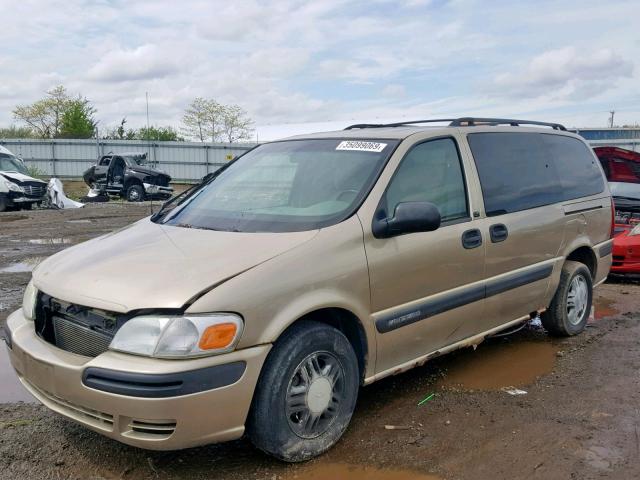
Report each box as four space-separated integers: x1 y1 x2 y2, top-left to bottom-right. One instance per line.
383 138 468 222
158 138 399 232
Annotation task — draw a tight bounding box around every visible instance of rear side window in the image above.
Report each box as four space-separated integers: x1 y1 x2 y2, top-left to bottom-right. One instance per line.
384 137 468 222
468 133 604 216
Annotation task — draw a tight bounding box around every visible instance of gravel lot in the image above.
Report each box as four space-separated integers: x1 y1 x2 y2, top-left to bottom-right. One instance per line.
1 204 640 480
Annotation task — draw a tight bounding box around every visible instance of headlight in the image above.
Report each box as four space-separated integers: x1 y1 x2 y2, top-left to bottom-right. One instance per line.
22 279 38 321
7 182 23 193
109 313 243 358
630 224 640 236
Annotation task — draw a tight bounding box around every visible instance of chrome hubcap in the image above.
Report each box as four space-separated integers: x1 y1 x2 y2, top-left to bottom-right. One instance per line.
286 351 344 439
567 274 589 325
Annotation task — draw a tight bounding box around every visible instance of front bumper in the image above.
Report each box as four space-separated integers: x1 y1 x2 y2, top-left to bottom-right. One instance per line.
611 234 640 274
4 309 271 450
6 191 44 205
143 183 173 199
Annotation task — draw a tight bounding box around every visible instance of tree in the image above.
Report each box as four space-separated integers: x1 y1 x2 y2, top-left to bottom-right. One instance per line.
138 126 183 141
181 97 224 142
13 85 71 138
0 125 37 139
59 97 97 138
102 124 183 141
221 104 254 142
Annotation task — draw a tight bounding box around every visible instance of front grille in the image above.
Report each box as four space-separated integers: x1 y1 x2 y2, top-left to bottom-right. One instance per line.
35 293 124 358
52 316 113 357
22 184 45 198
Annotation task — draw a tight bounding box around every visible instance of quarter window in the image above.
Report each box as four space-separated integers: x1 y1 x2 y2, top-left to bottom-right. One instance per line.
384 138 468 223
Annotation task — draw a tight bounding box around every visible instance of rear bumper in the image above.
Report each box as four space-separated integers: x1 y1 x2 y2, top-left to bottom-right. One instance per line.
5 309 271 450
594 240 613 284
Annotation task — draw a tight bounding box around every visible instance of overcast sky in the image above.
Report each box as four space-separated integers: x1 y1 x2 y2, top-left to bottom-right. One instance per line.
1 0 639 140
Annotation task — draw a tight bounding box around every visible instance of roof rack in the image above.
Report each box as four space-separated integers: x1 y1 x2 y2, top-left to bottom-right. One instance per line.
344 117 567 131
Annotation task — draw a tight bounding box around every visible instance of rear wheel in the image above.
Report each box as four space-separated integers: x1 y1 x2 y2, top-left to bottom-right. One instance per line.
248 320 359 462
0 194 7 212
542 260 592 336
126 184 145 202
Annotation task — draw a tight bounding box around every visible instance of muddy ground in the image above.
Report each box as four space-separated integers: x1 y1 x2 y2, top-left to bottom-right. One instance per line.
1 204 640 480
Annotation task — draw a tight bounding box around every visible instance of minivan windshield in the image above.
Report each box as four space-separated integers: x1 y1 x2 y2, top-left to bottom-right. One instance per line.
158 138 398 232
0 153 28 175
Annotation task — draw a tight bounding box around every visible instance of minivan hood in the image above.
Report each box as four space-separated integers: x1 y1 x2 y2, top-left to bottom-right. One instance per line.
33 219 317 313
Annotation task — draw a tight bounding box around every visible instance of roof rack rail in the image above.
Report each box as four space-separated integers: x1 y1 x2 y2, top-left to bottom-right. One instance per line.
344 117 567 131
449 117 567 130
344 119 455 130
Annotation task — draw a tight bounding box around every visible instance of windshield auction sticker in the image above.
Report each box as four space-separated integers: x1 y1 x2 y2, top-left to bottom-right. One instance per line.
336 141 387 153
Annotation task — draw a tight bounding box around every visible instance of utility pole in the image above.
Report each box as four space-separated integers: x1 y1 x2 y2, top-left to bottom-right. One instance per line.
609 110 615 128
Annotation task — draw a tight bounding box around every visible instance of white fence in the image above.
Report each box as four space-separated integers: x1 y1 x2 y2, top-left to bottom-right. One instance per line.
0 138 256 182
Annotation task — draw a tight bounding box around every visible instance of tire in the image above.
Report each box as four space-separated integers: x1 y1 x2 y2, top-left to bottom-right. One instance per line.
247 320 359 462
0 194 7 213
126 184 145 202
542 260 593 336
20 203 33 211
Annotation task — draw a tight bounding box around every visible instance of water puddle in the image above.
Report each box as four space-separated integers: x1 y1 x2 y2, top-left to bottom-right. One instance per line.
0 343 36 403
593 296 620 320
439 340 557 391
285 463 441 480
0 257 46 273
27 238 71 245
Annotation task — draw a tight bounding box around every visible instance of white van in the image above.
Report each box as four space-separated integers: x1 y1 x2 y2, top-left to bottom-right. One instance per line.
0 145 47 212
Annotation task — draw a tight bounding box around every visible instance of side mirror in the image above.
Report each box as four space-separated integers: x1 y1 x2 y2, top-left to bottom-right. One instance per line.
373 201 441 238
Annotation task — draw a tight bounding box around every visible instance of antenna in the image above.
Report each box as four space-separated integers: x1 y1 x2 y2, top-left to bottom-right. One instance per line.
146 92 153 214
609 110 615 128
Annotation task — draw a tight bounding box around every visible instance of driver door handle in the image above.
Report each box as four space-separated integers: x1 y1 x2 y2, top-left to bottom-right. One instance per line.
461 229 482 249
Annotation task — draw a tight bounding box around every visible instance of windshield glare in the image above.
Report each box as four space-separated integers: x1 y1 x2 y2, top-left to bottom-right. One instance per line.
125 155 147 166
160 138 398 232
0 154 28 175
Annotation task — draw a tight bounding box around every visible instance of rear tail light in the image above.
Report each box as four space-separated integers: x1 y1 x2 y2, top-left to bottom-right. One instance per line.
610 197 615 239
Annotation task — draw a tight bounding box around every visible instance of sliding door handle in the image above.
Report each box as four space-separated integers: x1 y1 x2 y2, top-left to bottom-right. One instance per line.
490 223 508 243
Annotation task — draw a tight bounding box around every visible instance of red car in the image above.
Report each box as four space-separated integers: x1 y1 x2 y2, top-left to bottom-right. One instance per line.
594 147 640 274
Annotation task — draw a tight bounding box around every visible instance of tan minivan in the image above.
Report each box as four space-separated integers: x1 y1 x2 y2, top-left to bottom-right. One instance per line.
5 118 613 461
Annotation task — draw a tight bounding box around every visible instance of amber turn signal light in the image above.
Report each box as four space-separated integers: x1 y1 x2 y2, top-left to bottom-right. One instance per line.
198 323 238 350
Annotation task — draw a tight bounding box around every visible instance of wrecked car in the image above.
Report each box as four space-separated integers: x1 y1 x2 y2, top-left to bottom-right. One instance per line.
6 118 612 462
83 152 173 202
594 147 640 274
0 145 47 212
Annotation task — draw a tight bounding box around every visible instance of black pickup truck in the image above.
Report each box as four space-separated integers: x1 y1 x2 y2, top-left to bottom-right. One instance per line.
83 152 173 201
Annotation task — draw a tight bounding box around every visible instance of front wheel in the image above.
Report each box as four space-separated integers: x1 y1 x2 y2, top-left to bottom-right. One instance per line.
126 184 145 202
247 320 359 462
542 260 593 336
